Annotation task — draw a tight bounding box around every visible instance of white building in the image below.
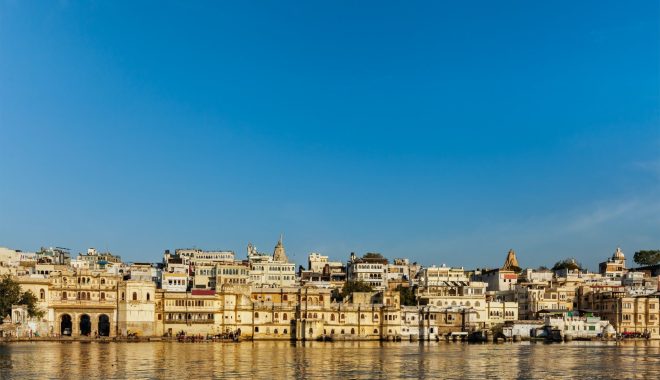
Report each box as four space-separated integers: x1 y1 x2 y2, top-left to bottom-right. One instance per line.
247 240 295 288
419 265 469 287
347 252 388 290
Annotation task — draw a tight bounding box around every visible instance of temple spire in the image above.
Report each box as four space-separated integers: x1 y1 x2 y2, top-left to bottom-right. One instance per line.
502 249 520 271
273 234 288 263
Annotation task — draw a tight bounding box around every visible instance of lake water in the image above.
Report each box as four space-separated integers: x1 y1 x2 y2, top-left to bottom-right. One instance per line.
1 340 659 379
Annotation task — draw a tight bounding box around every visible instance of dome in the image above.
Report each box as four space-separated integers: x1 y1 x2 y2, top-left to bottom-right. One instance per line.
612 247 625 260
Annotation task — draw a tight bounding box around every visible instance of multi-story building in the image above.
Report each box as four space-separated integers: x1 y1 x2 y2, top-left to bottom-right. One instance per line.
215 261 250 286
77 248 122 270
419 265 469 287
385 258 412 290
347 252 388 290
301 252 346 288
515 281 574 320
161 258 189 292
599 247 627 279
247 240 296 288
578 288 660 338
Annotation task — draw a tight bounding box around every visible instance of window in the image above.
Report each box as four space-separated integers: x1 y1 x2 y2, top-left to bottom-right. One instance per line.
39 289 45 300
146 293 151 301
62 292 67 300
100 292 105 301
132 292 138 301
121 292 125 301
283 313 288 320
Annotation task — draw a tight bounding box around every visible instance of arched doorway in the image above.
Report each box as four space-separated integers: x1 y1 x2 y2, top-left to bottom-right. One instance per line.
80 314 91 336
98 314 110 337
61 314 72 336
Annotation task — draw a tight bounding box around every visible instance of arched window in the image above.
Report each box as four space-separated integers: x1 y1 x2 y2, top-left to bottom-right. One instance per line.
331 314 335 321
351 328 355 335
146 293 151 301
274 312 279 319
101 279 106 285
62 292 67 300
373 328 378 334
374 314 379 320
361 314 365 319
132 292 138 301
40 289 45 300
255 312 259 318
121 292 125 301
100 292 105 301
283 313 287 320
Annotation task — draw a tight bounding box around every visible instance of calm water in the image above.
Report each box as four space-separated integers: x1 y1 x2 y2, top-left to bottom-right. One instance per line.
1 340 659 379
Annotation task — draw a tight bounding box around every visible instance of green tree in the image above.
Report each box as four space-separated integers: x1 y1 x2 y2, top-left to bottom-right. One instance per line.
552 258 583 272
633 250 660 266
396 285 417 306
20 290 43 319
363 252 384 259
342 280 373 297
0 275 43 321
331 281 374 302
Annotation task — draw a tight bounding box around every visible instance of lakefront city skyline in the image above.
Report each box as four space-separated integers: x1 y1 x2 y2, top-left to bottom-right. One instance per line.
1 2 659 271
1 1 659 379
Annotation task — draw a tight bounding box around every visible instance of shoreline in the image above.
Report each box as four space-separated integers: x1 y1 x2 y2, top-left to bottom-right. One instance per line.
1 336 656 344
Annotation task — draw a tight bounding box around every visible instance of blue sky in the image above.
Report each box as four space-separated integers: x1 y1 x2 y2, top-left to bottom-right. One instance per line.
1 1 659 270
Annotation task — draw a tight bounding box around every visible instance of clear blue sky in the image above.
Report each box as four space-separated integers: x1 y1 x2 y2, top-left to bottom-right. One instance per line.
1 1 659 270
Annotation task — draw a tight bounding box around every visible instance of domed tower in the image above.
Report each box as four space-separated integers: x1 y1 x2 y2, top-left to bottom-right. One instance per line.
599 247 626 278
273 234 289 263
613 247 625 261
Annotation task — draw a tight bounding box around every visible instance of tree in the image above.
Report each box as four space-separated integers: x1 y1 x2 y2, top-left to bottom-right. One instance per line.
396 285 417 306
0 275 21 319
363 252 384 259
20 290 43 319
0 275 43 321
552 258 583 272
341 280 373 298
633 250 660 266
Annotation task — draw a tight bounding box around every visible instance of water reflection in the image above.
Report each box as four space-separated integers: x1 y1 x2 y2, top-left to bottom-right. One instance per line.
0 340 659 379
